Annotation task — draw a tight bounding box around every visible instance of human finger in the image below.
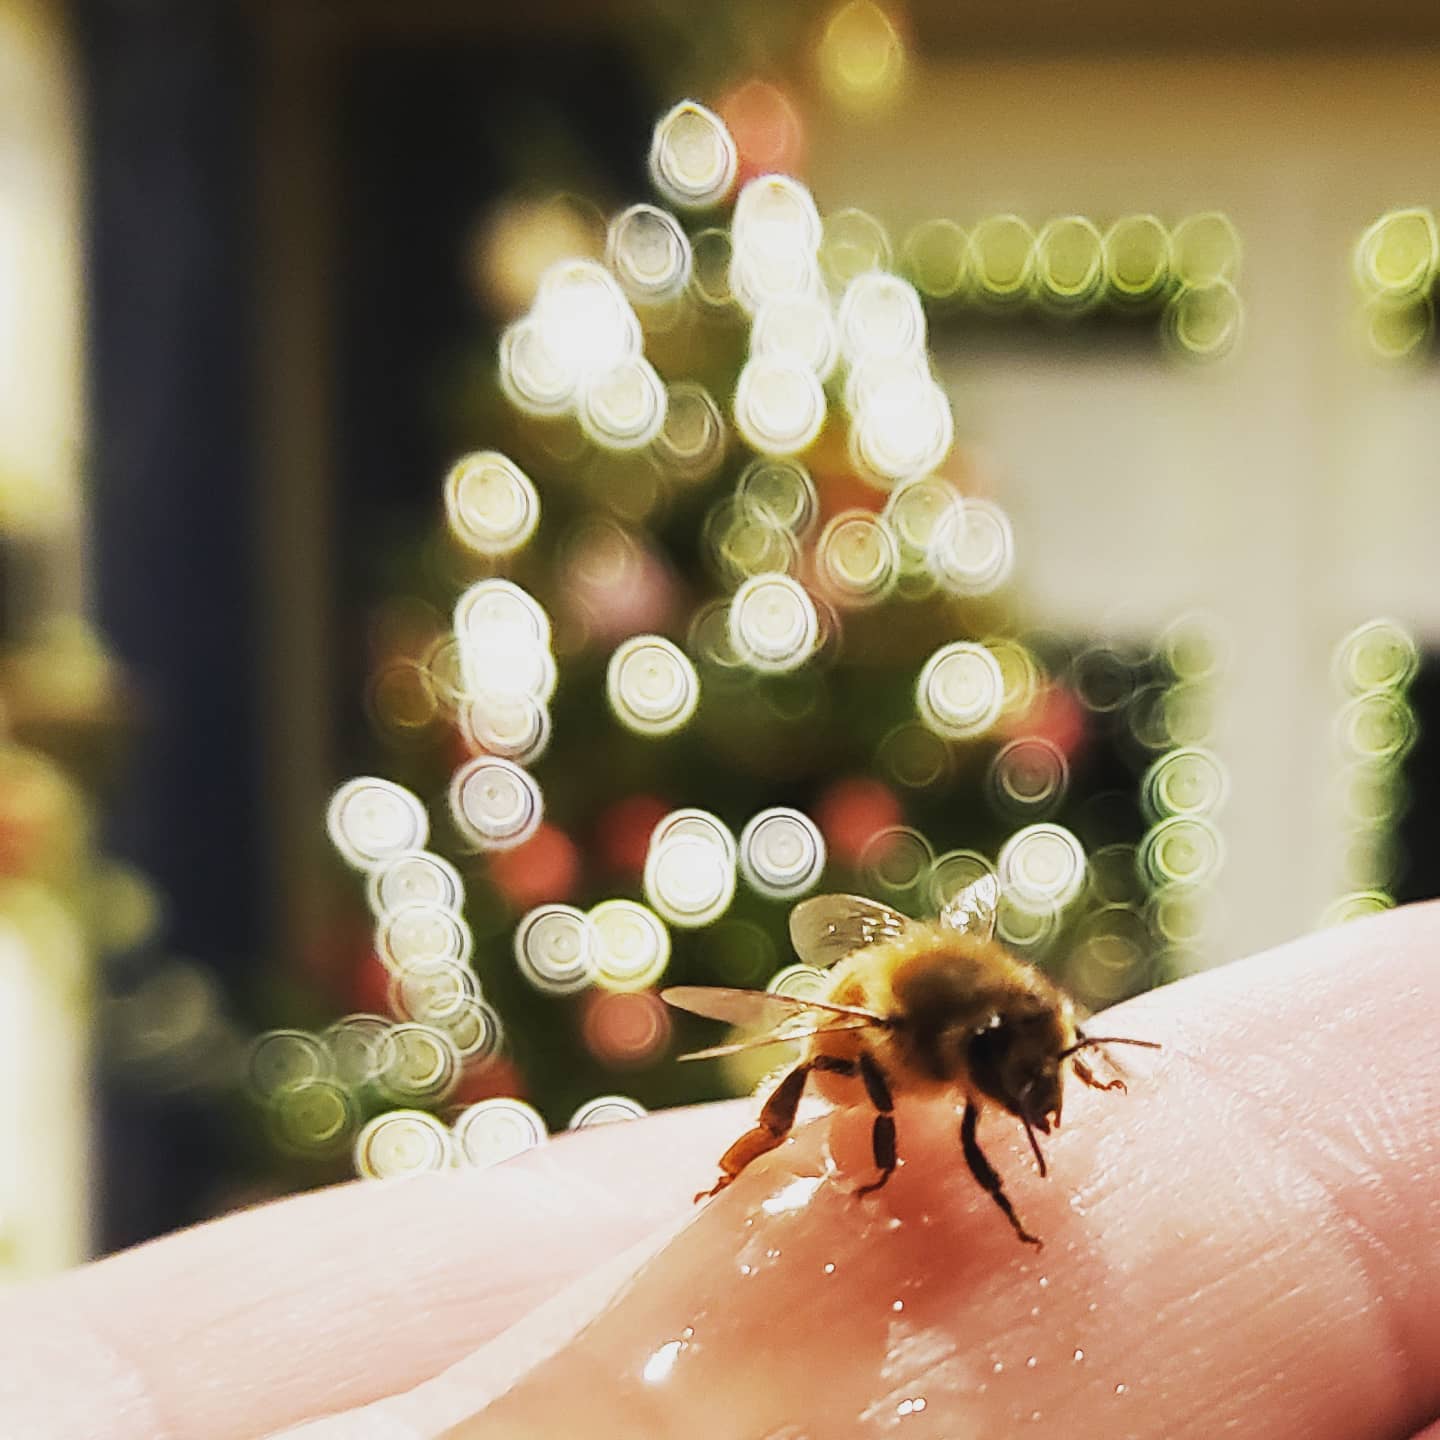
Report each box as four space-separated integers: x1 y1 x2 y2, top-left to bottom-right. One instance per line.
443 900 1440 1438
0 1102 742 1440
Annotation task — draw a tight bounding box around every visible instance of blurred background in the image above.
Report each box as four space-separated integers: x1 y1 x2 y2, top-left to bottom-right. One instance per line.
4 0 1440 1281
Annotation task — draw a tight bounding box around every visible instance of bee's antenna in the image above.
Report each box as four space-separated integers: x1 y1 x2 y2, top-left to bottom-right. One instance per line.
1060 1035 1162 1059
1021 1114 1048 1178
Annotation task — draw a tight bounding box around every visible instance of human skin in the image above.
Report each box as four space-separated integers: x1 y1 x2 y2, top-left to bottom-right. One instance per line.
2 901 1438 1439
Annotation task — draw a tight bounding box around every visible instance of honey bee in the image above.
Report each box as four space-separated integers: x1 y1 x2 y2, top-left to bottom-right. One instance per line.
662 874 1158 1246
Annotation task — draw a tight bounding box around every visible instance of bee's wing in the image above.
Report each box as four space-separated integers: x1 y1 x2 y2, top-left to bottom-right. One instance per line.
936 871 999 942
661 986 888 1063
661 985 884 1027
675 1014 877 1062
787 894 912 968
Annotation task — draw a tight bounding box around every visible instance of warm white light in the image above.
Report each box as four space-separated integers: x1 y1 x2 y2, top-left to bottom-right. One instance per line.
607 635 701 736
916 642 1004 739
728 574 820 672
448 756 543 850
326 778 429 871
734 356 826 456
649 101 739 211
606 203 693 302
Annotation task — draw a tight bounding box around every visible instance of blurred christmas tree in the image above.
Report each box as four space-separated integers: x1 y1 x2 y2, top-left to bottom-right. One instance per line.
252 94 1234 1183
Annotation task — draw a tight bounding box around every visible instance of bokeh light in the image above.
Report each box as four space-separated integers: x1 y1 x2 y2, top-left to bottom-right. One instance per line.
644 832 737 927
730 174 822 313
498 313 582 417
838 270 925 365
927 848 996 913
578 354 668 450
816 1 907 111
569 1095 649 1127
988 737 1069 818
1103 214 1172 303
733 354 826 455
648 100 739 211
533 258 642 383
902 218 969 300
704 497 800 588
728 573 820 672
1165 279 1243 359
1328 618 1418 921
655 382 728 483
366 850 465 919
690 227 737 308
969 214 1036 305
442 451 540 558
512 903 596 995
1142 747 1228 821
1170 212 1242 288
582 989 673 1067
606 635 701 737
448 756 544 851
877 721 953 789
248 1030 330 1100
916 641 1005 740
849 364 953 486
766 962 832 1002
1035 215 1105 311
460 692 551 766
927 497 1015 596
324 1014 391 1088
1138 815 1225 888
861 824 933 902
716 80 806 181
326 778 429 871
453 578 554 701
739 807 827 899
589 898 672 991
453 1098 548 1168
882 474 963 569
1363 296 1433 360
268 1079 356 1159
820 208 893 291
375 901 474 972
606 203 693 304
1334 618 1418 696
388 956 475 1024
751 292 840 381
376 1022 461 1105
996 823 1087 913
354 1109 453 1180
734 457 820 537
1065 906 1150 1001
814 509 899 607
1354 208 1437 300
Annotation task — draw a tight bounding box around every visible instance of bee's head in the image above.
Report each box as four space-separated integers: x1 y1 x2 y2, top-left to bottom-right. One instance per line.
967 1003 1070 1133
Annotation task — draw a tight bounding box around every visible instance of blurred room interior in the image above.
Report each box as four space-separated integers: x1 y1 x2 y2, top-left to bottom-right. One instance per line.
3 0 1439 1279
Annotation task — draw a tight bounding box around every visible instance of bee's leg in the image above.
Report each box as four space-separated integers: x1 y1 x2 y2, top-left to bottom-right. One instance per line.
1072 1053 1126 1093
696 1059 834 1201
960 1100 1042 1247
854 1052 898 1198
1072 1052 1126 1093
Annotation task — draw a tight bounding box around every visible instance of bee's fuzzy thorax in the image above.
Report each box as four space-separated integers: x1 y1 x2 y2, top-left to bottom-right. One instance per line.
809 920 1071 1098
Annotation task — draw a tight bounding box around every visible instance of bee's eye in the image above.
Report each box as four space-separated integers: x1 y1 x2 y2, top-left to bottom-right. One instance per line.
967 1022 1012 1101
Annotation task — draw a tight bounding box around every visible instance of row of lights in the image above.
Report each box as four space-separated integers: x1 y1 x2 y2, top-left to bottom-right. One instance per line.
1355 209 1440 358
1323 618 1417 925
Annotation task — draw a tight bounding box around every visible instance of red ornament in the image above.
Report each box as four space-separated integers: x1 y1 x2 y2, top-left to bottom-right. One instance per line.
717 78 807 181
595 793 670 877
489 823 580 909
1006 681 1088 760
816 775 903 867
